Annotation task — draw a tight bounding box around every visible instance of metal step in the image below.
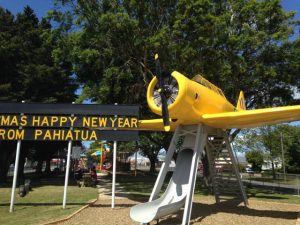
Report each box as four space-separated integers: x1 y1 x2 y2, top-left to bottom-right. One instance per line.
206 132 248 206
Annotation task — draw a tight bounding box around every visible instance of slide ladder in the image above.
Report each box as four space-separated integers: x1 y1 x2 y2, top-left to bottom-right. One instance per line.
205 128 248 205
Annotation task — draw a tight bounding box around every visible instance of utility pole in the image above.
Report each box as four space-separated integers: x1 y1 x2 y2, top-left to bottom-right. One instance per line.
280 132 286 181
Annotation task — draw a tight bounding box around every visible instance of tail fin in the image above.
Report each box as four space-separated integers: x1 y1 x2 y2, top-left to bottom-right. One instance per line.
236 91 246 111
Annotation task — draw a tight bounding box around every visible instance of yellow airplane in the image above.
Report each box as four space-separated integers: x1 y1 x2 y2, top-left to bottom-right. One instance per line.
131 55 300 225
139 54 300 131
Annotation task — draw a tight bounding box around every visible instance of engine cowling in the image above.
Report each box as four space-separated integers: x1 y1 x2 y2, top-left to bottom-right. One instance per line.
147 71 234 125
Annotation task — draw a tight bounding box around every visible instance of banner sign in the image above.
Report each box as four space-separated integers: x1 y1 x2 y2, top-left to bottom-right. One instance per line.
0 115 138 129
0 128 139 141
0 103 139 141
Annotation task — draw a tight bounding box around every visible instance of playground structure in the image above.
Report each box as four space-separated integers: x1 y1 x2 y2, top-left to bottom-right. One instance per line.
130 55 300 225
131 125 247 225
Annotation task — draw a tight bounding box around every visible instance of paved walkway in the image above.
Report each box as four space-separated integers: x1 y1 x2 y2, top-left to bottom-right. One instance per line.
97 175 129 200
243 179 300 195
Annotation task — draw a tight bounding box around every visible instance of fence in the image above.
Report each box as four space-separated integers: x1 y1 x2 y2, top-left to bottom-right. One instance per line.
242 172 300 197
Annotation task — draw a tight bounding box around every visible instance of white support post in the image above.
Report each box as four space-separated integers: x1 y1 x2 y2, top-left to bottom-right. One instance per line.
9 100 25 213
63 103 75 209
182 125 206 225
112 102 118 209
149 126 181 201
112 140 117 208
9 140 22 213
62 140 72 209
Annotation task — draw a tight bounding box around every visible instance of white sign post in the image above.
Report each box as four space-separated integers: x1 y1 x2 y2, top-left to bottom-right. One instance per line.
62 140 72 209
112 103 118 208
112 140 117 208
9 140 22 212
9 101 25 212
63 106 74 209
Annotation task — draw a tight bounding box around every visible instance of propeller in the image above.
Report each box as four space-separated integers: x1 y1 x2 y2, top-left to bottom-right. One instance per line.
155 54 171 132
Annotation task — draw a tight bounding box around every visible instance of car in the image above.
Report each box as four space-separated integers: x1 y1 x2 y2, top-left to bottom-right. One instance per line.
245 168 254 174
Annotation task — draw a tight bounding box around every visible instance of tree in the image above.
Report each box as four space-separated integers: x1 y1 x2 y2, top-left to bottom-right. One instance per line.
273 125 300 174
171 0 300 105
51 0 300 114
234 126 280 178
0 6 77 182
245 149 264 172
234 124 300 178
27 141 69 177
138 132 172 173
50 0 300 164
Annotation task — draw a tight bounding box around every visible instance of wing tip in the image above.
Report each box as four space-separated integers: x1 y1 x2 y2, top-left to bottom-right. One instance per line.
164 125 171 132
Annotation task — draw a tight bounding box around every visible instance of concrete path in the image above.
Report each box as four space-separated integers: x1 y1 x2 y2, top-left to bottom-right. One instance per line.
97 174 129 200
243 179 300 195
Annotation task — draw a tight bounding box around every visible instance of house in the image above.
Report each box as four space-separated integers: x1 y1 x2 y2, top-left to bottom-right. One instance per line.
262 158 282 171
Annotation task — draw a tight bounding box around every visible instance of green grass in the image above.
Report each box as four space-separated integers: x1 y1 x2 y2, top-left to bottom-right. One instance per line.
119 172 300 205
0 177 98 225
117 172 158 197
2 172 298 225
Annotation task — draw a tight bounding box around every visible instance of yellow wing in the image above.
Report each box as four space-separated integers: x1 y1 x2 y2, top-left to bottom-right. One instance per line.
139 105 300 131
202 105 300 129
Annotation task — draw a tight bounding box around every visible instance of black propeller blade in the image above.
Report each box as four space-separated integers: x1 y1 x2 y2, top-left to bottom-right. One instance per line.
155 54 171 132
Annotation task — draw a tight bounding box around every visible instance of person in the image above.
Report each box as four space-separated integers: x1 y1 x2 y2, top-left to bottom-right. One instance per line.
74 165 83 187
90 166 97 186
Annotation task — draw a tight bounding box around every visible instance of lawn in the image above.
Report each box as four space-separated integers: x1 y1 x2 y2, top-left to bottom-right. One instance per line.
118 172 300 205
1 172 298 225
0 177 98 225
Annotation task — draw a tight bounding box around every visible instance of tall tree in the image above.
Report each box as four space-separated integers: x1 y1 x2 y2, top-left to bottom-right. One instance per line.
0 6 77 182
138 132 172 173
245 149 264 172
50 0 300 165
234 124 300 177
271 125 300 174
51 0 300 115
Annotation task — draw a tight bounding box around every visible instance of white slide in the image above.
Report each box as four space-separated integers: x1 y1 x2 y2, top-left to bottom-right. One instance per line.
130 149 193 223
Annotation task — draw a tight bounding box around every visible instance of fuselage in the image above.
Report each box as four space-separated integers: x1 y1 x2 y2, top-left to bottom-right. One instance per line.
147 71 235 125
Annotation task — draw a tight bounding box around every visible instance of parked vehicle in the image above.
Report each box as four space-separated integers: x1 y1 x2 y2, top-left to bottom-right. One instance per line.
245 167 254 174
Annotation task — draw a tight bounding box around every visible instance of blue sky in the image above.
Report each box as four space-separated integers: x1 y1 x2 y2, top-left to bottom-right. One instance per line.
0 0 54 19
0 0 299 20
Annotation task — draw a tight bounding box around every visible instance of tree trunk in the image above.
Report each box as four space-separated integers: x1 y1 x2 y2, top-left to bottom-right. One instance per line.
17 154 26 184
201 150 211 187
149 157 156 173
36 159 43 176
271 159 276 180
45 159 51 175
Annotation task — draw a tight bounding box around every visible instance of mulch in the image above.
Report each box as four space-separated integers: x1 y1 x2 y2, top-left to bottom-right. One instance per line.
56 195 299 225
